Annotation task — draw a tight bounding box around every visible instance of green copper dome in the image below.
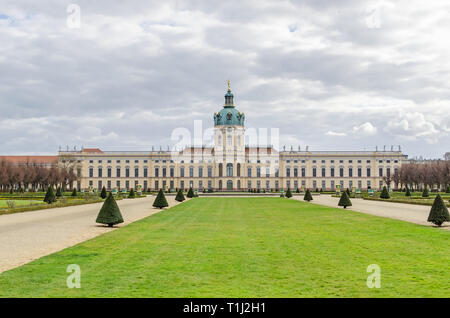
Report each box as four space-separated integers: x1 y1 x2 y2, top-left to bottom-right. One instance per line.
214 83 245 127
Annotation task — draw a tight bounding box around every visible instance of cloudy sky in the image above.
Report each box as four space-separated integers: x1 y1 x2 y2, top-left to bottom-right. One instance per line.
0 0 449 158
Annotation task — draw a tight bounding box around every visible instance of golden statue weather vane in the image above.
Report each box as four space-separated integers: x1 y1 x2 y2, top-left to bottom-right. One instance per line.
227 80 230 90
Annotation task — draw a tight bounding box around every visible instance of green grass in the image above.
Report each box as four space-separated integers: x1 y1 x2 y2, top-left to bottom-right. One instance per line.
0 199 45 208
0 198 448 297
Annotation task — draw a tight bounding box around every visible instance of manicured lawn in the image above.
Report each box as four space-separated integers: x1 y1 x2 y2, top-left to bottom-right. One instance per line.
0 199 45 208
0 198 448 297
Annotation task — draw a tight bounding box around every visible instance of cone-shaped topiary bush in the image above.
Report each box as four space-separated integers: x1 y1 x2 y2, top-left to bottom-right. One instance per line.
303 189 313 202
175 189 185 202
285 188 292 198
96 192 124 227
128 188 136 198
43 186 56 204
338 191 352 209
422 187 429 197
56 187 63 197
346 188 351 196
427 194 450 227
446 186 450 193
100 186 107 199
153 189 169 209
380 186 390 199
71 188 77 197
186 187 194 198
405 187 411 197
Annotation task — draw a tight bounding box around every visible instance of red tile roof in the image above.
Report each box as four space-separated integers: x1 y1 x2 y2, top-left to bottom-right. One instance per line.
82 148 103 153
0 156 58 165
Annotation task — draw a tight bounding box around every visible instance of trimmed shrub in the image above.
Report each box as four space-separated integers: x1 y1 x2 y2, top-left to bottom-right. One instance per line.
100 186 107 199
296 188 300 193
128 188 136 198
56 187 63 197
422 187 429 198
405 187 411 197
338 191 352 209
71 188 77 197
186 187 194 198
446 186 450 194
96 192 124 227
175 189 185 202
303 189 313 202
285 188 292 198
346 188 351 196
43 186 56 204
380 186 390 199
427 194 450 226
153 189 169 209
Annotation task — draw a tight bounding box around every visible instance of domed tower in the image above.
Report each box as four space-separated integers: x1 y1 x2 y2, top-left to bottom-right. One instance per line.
213 81 245 189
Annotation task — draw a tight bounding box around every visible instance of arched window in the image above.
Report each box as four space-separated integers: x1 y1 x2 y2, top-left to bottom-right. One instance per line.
227 180 233 190
226 163 233 177
219 180 223 190
218 163 223 177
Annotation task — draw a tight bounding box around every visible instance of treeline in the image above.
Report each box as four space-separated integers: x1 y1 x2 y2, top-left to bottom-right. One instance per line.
0 160 77 192
392 161 450 190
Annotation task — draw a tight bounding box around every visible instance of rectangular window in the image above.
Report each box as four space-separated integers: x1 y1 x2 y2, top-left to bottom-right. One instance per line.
89 167 93 178
339 168 344 177
379 168 383 177
107 180 111 190
126 168 130 178
198 167 203 177
312 168 317 177
189 167 194 177
98 180 102 190
294 168 298 177
387 168 391 177
144 180 148 190
144 167 148 178
349 168 353 177
286 168 290 177
155 180 159 190
125 180 130 190
180 181 184 189
208 167 212 177
180 167 184 177
116 167 121 178
330 168 335 177
321 168 326 177
358 168 362 177
170 167 174 177
155 168 159 177
266 168 270 177
163 168 166 177
107 167 112 178
367 168 371 177
301 168 306 177
248 167 252 177
135 168 139 178
257 167 261 177
116 180 120 189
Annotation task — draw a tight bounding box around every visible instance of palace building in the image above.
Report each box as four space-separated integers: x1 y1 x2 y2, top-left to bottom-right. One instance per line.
56 83 408 192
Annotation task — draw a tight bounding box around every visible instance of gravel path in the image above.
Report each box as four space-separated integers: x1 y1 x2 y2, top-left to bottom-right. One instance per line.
0 196 186 273
297 195 450 230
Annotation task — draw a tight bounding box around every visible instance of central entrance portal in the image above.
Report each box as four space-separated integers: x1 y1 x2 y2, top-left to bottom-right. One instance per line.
227 180 233 190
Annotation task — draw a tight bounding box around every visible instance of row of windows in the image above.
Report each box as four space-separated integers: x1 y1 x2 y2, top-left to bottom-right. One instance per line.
87 179 384 191
88 165 397 178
